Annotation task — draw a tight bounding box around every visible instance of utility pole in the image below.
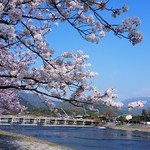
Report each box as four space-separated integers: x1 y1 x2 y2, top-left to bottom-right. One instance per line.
61 108 70 118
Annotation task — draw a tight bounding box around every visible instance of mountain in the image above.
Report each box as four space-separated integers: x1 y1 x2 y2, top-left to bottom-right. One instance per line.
19 94 34 109
18 92 150 116
18 92 61 109
56 100 124 116
19 92 47 108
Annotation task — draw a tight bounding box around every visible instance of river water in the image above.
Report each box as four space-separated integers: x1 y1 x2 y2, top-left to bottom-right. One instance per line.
0 125 150 150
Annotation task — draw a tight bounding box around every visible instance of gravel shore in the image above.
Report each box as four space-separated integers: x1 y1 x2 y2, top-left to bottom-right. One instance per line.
0 130 71 150
104 122 150 132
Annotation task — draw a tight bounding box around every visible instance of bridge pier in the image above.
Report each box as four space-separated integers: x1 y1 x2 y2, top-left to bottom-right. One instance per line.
19 118 25 125
8 118 13 124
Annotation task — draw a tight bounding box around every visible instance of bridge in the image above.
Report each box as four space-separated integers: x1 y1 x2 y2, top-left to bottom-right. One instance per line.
0 115 99 127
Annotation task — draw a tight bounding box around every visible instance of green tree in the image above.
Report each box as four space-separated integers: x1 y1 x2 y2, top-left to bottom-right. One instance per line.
117 116 126 124
142 109 148 121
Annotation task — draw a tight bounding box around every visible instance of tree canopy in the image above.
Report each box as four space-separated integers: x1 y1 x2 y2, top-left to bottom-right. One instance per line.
0 0 144 114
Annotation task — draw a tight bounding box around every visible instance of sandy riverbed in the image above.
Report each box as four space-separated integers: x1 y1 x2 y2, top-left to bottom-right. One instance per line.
0 130 71 150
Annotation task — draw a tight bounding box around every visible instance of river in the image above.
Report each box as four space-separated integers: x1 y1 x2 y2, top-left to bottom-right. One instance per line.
0 125 150 150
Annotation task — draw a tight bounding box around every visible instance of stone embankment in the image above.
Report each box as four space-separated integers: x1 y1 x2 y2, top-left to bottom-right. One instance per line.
104 122 150 132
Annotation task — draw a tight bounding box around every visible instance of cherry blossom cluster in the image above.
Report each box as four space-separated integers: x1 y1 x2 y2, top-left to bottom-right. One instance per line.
0 24 16 41
0 45 121 112
44 99 56 111
0 0 144 113
103 98 123 108
128 100 147 111
0 0 143 47
8 8 23 22
115 17 143 45
0 89 26 114
103 88 123 108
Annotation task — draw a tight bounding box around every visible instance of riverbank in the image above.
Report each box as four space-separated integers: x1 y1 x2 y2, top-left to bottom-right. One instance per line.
104 122 150 132
0 130 71 150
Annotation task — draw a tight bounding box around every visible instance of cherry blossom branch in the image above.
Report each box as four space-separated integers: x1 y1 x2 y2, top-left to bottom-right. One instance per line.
0 0 144 114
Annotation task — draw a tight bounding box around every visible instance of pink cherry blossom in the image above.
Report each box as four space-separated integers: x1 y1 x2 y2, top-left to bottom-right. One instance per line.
0 0 144 114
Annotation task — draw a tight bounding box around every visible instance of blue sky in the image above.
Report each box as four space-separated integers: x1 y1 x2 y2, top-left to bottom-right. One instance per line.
47 0 150 101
